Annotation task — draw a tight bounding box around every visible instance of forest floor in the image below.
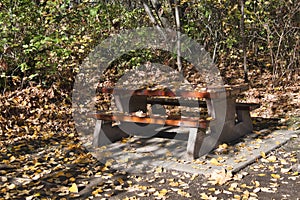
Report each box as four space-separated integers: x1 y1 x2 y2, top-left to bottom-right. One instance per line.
0 68 299 199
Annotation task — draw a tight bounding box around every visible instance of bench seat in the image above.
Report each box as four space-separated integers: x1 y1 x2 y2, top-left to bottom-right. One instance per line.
92 111 210 128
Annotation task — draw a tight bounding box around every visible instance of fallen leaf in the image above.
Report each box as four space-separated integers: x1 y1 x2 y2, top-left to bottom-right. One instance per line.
69 183 78 193
258 173 266 177
261 187 275 193
200 193 209 199
190 173 198 180
260 151 266 158
148 187 156 193
267 155 277 162
280 159 288 165
137 192 147 197
253 180 260 187
253 187 261 193
271 174 280 179
208 169 232 185
155 188 168 198
210 158 222 166
281 168 291 173
177 189 191 197
223 190 232 194
155 166 163 173
7 183 16 190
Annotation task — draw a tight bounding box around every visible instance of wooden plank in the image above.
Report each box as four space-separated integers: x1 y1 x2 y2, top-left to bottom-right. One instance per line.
97 84 249 99
92 112 209 128
147 97 260 111
98 87 210 98
147 97 206 107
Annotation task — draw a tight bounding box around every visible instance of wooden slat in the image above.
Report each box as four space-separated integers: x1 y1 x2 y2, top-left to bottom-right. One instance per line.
92 112 209 128
147 97 206 107
147 97 260 111
98 87 210 98
97 84 249 99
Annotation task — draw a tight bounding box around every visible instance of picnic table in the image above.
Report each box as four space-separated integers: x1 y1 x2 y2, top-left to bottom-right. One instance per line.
91 84 259 159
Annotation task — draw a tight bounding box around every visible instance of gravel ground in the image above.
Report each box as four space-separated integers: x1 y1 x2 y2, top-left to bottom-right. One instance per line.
112 132 300 200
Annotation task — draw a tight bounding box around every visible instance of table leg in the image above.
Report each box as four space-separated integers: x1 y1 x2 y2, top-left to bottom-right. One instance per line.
186 128 203 158
206 96 254 144
204 96 235 147
92 120 129 147
234 109 253 136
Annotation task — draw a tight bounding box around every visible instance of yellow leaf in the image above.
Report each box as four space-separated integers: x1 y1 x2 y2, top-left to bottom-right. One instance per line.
159 179 165 184
200 193 209 199
258 173 266 177
292 171 299 176
69 183 78 193
169 182 179 187
266 63 271 67
165 151 173 157
190 174 198 180
147 187 156 193
155 166 163 173
177 189 191 197
7 183 16 190
105 160 113 167
271 174 280 179
121 138 129 143
117 178 124 184
210 158 222 166
137 192 147 197
159 188 168 195
268 166 275 172
65 173 73 178
68 133 74 137
267 156 277 162
171 171 179 176
140 186 147 190
280 159 288 165
206 117 213 121
229 182 238 191
254 181 260 187
280 168 290 173
69 177 76 182
156 188 168 197
260 151 266 158
34 193 40 197
10 156 16 162
217 157 224 161
92 188 103 195
209 169 232 185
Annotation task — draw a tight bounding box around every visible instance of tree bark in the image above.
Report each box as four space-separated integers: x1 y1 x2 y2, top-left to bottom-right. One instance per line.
240 0 248 82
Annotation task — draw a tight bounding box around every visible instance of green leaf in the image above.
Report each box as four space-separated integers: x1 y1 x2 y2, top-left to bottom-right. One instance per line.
20 63 30 72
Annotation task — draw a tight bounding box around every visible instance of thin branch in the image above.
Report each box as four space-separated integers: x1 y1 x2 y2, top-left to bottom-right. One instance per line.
174 0 182 72
142 0 166 39
240 0 248 82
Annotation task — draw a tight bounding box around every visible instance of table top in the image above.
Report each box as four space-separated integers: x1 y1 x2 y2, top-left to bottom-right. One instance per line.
97 84 249 99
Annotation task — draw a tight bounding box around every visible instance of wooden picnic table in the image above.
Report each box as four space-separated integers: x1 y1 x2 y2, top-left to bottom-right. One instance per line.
91 84 258 159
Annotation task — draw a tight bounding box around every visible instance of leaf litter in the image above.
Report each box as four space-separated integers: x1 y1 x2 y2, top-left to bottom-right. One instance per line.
0 83 299 199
